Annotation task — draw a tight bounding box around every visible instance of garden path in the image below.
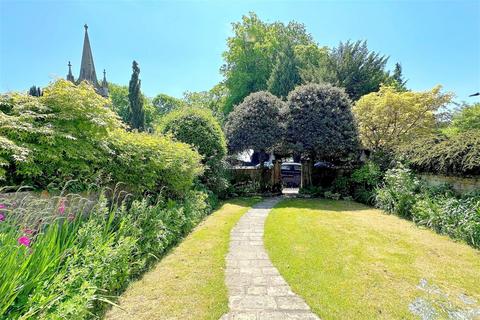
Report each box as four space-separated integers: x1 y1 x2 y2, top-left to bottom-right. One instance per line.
221 197 320 320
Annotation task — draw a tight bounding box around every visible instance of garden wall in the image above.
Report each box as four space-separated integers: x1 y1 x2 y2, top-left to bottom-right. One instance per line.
418 174 480 194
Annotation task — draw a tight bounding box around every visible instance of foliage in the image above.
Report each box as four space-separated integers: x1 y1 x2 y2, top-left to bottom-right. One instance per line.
221 12 314 114
157 108 228 194
375 167 420 218
389 62 408 91
267 43 301 99
225 91 284 155
28 85 42 97
128 60 145 131
152 93 185 116
0 189 213 319
350 161 383 204
353 85 453 150
108 130 203 195
412 193 480 248
0 80 203 195
0 80 123 190
295 44 330 84
183 83 228 123
285 83 359 161
309 40 390 101
444 103 480 135
109 83 157 129
375 167 480 248
395 130 480 176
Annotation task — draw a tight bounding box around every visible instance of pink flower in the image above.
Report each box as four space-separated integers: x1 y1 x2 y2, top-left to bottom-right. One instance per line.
0 204 6 209
0 213 4 222
24 229 34 235
58 199 66 215
18 236 31 247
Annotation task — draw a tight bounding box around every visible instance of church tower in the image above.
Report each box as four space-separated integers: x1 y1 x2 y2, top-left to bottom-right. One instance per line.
67 24 108 97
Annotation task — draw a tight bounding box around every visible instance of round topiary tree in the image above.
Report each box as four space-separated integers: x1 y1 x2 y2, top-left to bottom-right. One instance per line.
224 91 284 164
157 107 228 194
285 83 359 186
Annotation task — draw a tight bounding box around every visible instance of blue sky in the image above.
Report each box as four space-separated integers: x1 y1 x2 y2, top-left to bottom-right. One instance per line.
1 0 479 103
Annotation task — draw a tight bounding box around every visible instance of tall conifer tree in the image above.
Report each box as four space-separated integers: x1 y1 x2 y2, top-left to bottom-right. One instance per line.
128 60 145 131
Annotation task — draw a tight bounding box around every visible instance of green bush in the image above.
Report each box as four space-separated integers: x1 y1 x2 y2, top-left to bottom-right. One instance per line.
0 80 123 190
0 80 203 195
375 167 420 218
395 130 480 176
108 130 203 196
0 190 212 319
350 161 382 204
157 108 228 195
375 167 480 249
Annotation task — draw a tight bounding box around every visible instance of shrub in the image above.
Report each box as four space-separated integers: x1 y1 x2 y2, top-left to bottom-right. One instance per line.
0 80 123 190
157 108 228 194
107 130 203 196
0 189 213 318
395 130 480 176
350 161 382 204
375 167 420 218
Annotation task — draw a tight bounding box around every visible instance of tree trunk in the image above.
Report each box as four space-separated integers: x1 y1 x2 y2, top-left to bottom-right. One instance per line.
301 158 313 189
271 159 282 193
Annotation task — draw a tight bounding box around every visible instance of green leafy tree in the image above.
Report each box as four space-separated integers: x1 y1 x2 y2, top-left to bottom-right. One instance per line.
152 93 185 116
267 44 301 99
183 83 229 123
353 85 453 150
285 83 359 186
295 44 330 84
28 85 42 97
445 103 480 135
308 40 390 101
390 62 407 91
128 60 145 131
224 91 284 163
158 108 227 194
222 12 313 114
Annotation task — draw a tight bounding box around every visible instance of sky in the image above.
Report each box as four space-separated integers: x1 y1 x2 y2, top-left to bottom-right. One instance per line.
1 0 479 103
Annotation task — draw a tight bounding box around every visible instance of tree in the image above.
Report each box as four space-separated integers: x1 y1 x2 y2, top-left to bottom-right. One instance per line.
128 60 145 131
110 82 156 129
447 103 480 134
285 83 359 186
224 91 284 163
152 93 185 116
158 108 227 193
311 40 390 101
28 85 42 97
221 12 313 114
267 44 301 99
390 62 407 91
183 83 229 123
353 85 453 151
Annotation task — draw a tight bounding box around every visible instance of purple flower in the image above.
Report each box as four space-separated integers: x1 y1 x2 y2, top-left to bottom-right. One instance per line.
0 204 6 210
18 236 31 247
0 213 4 222
24 228 34 235
58 199 66 215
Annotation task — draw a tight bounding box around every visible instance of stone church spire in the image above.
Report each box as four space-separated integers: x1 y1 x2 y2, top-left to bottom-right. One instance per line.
66 61 75 82
77 24 99 86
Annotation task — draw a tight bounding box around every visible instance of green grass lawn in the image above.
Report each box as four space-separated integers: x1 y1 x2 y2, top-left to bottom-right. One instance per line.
105 197 260 320
264 198 480 320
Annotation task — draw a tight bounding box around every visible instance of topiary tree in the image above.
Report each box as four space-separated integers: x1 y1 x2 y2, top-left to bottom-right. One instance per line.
224 91 284 164
157 107 228 194
285 83 359 187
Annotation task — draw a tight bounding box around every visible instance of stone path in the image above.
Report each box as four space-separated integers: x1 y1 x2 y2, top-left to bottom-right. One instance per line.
221 197 320 320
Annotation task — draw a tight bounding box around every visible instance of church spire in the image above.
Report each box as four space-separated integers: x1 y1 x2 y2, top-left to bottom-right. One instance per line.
66 61 75 82
77 24 98 86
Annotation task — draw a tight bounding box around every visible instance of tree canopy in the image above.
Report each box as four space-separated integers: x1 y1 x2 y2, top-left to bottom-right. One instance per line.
224 91 284 154
285 83 359 162
128 60 145 131
353 85 453 150
221 12 314 113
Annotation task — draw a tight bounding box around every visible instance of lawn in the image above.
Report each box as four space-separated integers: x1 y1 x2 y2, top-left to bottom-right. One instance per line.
105 197 261 320
264 198 480 320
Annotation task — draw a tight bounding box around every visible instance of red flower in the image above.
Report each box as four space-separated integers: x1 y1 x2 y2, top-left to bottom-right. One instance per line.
58 199 66 215
24 228 34 235
18 236 31 247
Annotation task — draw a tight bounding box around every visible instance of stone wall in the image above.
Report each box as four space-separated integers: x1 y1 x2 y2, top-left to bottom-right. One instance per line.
418 174 480 194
